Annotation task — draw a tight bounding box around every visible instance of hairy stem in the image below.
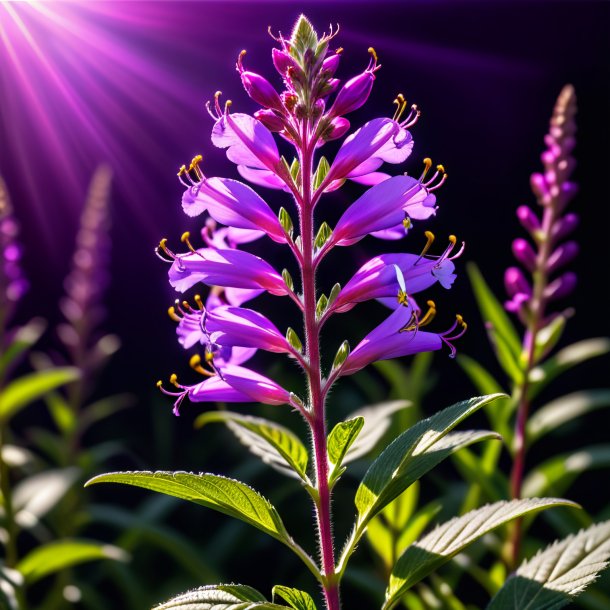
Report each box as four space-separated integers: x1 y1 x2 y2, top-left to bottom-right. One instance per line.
299 128 340 610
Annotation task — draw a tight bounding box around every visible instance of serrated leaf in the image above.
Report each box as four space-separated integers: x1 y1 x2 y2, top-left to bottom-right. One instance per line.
0 367 80 422
154 584 284 610
272 585 317 610
86 471 292 544
355 394 504 526
528 390 610 444
385 498 578 608
344 400 412 463
468 263 522 359
327 417 364 484
194 412 309 481
16 539 127 584
487 520 610 610
523 445 610 498
529 338 610 398
290 15 318 58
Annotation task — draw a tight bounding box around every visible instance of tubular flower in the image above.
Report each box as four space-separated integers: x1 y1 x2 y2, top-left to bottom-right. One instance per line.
158 15 463 420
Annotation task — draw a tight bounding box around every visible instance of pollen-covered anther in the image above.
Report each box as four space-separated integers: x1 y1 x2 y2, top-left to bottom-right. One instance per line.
194 294 204 310
396 289 409 306
414 231 435 264
393 93 408 122
180 231 197 253
423 162 448 191
402 103 420 128
368 46 378 63
189 353 215 377
440 314 468 358
155 238 176 262
168 306 182 322
169 373 180 388
419 300 437 327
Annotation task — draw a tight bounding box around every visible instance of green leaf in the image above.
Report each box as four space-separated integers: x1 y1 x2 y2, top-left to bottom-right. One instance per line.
286 327 303 353
529 338 610 398
0 367 80 422
327 283 341 307
467 263 522 359
384 498 578 608
456 354 505 397
487 520 610 610
313 156 330 190
527 390 610 444
290 14 318 58
278 207 294 238
0 317 45 376
289 158 300 182
194 412 309 482
16 539 127 584
316 294 329 318
273 585 317 610
314 222 332 250
46 392 77 435
331 340 350 371
485 322 524 383
154 584 285 610
86 471 292 544
344 400 412 463
533 310 571 362
327 417 364 484
282 269 294 292
355 394 504 526
523 445 610 498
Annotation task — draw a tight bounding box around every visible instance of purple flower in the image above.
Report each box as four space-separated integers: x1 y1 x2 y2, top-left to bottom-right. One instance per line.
339 304 466 376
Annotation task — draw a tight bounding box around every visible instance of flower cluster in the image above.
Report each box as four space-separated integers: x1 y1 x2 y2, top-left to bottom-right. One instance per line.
505 85 578 331
156 16 465 416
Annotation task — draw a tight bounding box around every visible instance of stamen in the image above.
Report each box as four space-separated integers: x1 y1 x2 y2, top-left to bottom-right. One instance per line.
189 154 204 181
401 104 420 128
168 306 181 322
403 215 412 232
194 294 204 310
393 93 408 122
418 300 437 327
155 238 176 262
425 164 448 191
415 231 435 264
420 157 433 181
169 373 180 388
368 46 378 63
397 290 409 306
237 49 247 72
399 309 420 333
189 353 215 377
181 231 197 253
177 165 190 187
182 300 192 311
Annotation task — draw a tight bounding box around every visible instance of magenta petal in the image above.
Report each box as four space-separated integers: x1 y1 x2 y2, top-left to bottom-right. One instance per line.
207 306 291 354
224 227 266 246
369 224 407 240
224 287 265 306
237 165 288 191
221 365 291 405
168 248 287 296
212 112 280 172
182 177 286 243
341 307 443 376
188 375 258 403
349 171 391 186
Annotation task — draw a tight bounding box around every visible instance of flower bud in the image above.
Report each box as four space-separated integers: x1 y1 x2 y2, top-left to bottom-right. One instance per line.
272 48 299 75
544 271 577 301
516 205 540 235
511 238 537 271
504 266 531 298
547 241 578 273
329 71 375 117
321 52 341 76
321 117 350 142
551 212 579 242
240 71 283 111
254 109 285 132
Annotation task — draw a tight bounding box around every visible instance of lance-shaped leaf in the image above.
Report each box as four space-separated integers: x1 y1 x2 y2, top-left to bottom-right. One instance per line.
487 519 610 610
355 394 504 526
527 390 610 445
0 317 45 376
194 412 309 482
272 585 317 610
384 498 578 608
0 367 80 422
327 417 364 485
86 471 291 544
16 539 127 584
154 584 285 610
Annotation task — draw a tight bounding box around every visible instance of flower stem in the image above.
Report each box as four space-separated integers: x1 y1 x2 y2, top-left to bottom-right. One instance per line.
299 129 340 610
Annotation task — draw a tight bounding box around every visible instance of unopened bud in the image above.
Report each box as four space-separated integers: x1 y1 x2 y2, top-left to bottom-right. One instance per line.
512 238 537 271
504 267 531 298
240 71 284 111
254 109 285 132
546 241 578 273
544 272 577 301
516 205 540 235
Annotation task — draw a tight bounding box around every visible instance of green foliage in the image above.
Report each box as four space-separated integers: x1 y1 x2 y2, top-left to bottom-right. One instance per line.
487 520 610 609
16 539 127 584
154 584 285 609
384 499 578 608
0 367 80 422
272 585 317 610
327 416 364 485
313 157 330 191
195 412 310 482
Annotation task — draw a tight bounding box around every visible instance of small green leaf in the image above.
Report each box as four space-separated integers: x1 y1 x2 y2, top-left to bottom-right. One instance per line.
289 158 300 182
0 317 46 376
46 392 77 435
290 15 318 58
278 207 294 238
282 269 294 292
0 367 80 422
529 338 610 399
154 584 284 610
533 310 571 362
314 222 332 250
384 498 578 608
286 327 303 353
316 294 328 318
327 283 341 307
16 539 127 584
467 263 522 359
331 340 350 371
86 471 292 544
194 412 309 482
487 520 610 610
355 394 504 526
273 585 317 610
313 156 330 190
527 390 610 445
327 417 364 484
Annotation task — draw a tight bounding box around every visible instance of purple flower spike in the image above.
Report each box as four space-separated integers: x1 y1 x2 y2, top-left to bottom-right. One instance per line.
168 247 288 296
551 212 579 242
511 238 537 272
544 271 577 302
546 241 579 273
516 205 540 235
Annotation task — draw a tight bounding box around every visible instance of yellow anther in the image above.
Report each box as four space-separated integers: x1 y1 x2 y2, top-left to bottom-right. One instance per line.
156 380 163 388
436 164 445 174
169 373 179 387
190 354 201 367
368 47 378 62
456 314 465 326
182 300 191 311
158 238 171 256
419 301 437 327
393 93 408 122
403 216 412 231
168 306 181 322
422 157 433 177
194 294 203 309
397 290 409 306
204 351 214 363
449 234 457 244
335 47 344 54
177 165 187 176
180 231 196 253
214 90 222 99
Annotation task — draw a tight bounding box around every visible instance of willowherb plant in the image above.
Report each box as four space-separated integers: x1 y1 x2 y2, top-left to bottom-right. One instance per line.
87 17 610 610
